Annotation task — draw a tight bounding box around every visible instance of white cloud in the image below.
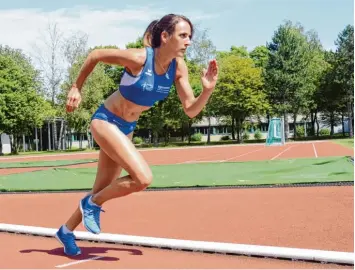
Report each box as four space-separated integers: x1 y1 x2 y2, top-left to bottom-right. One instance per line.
0 6 157 57
0 6 217 63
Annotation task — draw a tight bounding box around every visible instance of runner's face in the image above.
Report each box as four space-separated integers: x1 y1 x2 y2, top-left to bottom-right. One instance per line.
164 20 192 57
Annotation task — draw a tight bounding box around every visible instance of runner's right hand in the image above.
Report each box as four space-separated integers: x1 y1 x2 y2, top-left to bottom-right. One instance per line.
66 85 82 113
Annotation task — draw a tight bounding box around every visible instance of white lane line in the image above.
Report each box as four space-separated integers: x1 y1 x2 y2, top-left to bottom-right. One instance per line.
176 153 226 164
0 152 97 160
180 160 225 164
55 256 104 268
221 147 266 162
312 143 318 158
270 146 294 160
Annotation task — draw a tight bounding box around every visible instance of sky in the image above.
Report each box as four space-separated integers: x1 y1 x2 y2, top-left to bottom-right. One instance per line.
0 0 353 66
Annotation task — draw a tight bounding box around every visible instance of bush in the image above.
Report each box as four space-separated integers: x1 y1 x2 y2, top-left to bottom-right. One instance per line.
242 132 250 140
319 128 330 136
220 135 230 141
191 133 202 141
254 129 262 140
133 136 143 144
296 126 305 137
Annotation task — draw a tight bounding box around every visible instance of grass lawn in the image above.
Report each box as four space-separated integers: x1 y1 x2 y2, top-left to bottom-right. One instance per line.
333 138 354 149
0 156 352 192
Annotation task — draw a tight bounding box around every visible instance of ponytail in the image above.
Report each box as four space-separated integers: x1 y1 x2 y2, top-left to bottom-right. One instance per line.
143 20 159 47
143 14 194 48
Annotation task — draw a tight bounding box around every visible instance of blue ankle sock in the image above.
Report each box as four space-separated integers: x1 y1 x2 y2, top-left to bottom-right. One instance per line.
62 225 72 234
88 196 99 207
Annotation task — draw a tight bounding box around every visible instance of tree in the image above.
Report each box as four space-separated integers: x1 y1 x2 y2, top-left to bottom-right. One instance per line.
315 51 340 135
217 46 249 60
265 21 324 139
62 31 89 70
334 25 354 137
250 45 269 69
187 26 217 67
32 22 65 105
60 51 115 148
163 59 205 144
0 48 54 154
32 22 67 150
186 26 217 143
213 54 269 143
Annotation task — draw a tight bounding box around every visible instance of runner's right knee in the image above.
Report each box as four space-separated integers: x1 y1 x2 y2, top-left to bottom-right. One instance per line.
129 166 153 192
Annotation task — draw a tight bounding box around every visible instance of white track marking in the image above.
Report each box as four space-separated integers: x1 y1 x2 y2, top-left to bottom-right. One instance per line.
221 147 266 162
0 223 352 265
0 152 98 160
179 160 225 164
270 146 294 160
138 143 264 150
0 144 259 160
55 256 104 268
0 141 327 161
177 147 265 164
312 143 318 158
176 152 228 164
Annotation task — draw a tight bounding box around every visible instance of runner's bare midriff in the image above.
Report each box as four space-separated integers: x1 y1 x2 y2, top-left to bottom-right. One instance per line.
103 90 150 123
103 53 154 123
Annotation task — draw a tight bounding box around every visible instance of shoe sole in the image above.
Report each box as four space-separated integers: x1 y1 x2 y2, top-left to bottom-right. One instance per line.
54 232 81 257
79 197 100 235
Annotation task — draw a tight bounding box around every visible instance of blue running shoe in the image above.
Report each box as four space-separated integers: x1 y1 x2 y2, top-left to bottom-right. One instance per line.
55 226 81 256
79 194 104 234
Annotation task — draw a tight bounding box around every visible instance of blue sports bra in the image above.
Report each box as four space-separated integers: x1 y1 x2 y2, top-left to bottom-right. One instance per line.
118 47 177 107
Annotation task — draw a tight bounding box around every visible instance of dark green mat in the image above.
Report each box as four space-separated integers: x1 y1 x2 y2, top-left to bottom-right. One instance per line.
0 156 353 192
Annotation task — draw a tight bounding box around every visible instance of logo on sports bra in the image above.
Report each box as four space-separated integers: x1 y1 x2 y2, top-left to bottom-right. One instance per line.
157 85 170 93
145 69 152 76
142 82 154 91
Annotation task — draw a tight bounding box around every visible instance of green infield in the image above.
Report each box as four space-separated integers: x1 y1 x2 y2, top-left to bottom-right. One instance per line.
0 156 353 192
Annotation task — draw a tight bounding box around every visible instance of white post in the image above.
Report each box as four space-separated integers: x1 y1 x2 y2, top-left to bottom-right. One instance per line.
35 127 38 151
304 121 307 137
22 134 25 152
280 117 285 145
48 122 51 151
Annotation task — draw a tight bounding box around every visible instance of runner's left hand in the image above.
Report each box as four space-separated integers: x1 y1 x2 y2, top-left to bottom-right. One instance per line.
201 59 219 91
